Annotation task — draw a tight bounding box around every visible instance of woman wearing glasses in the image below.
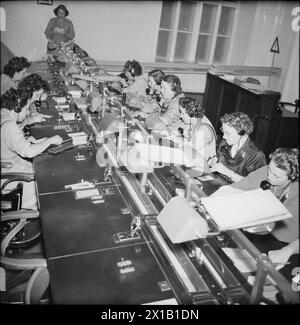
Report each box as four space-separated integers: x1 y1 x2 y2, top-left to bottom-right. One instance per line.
229 148 299 287
210 112 266 182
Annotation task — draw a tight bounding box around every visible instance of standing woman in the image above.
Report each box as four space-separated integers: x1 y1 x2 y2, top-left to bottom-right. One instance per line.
45 4 75 54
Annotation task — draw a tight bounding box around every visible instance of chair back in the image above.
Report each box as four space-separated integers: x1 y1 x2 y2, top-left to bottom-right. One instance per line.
25 267 50 304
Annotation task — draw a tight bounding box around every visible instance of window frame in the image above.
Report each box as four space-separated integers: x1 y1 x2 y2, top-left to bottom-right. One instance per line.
156 1 239 65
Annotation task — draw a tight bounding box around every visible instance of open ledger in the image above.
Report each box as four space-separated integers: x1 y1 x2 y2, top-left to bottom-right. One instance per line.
200 188 292 231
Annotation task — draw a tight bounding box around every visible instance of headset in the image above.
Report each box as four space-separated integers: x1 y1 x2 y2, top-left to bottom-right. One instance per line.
14 98 22 113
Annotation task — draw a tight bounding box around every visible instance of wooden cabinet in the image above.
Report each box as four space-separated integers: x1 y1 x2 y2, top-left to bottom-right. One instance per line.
203 72 298 157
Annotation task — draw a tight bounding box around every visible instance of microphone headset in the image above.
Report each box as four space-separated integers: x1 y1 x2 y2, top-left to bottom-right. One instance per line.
14 98 22 113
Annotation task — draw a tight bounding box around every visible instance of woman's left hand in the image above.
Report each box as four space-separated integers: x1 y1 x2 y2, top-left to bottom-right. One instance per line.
28 114 45 124
209 162 229 175
27 136 47 144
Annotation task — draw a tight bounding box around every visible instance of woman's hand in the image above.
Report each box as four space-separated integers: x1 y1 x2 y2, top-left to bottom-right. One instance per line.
28 114 45 124
209 162 229 175
268 248 291 270
28 136 47 144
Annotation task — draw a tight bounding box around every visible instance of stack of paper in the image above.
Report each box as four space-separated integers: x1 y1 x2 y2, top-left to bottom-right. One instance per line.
68 132 88 145
53 96 67 104
62 112 76 121
67 85 82 98
200 189 292 231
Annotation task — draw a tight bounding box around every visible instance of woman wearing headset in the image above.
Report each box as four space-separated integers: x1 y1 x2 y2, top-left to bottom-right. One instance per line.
1 88 62 209
17 73 51 130
121 60 148 98
210 112 266 183
1 56 31 95
175 97 217 168
145 74 184 132
229 148 299 286
140 69 165 114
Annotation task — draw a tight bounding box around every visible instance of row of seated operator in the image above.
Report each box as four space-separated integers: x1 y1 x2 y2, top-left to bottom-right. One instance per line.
0 56 298 281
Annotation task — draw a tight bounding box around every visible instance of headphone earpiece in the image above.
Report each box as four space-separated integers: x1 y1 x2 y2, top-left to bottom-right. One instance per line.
14 99 22 113
157 80 161 86
130 67 135 77
238 129 246 136
145 88 150 95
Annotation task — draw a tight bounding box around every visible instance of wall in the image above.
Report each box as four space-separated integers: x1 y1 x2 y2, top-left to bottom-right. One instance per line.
246 1 298 93
1 1 298 98
1 0 161 62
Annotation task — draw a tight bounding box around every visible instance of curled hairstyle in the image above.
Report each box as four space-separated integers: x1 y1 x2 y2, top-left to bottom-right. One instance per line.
162 74 182 96
18 74 50 95
0 88 31 111
148 69 165 85
123 60 142 77
179 97 204 119
54 4 69 17
220 112 254 135
269 148 299 182
3 57 31 78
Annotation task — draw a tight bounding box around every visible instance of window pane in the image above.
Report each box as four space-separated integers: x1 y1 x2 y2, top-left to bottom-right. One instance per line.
218 7 236 36
174 32 192 62
213 36 230 63
195 34 212 63
156 30 173 61
199 4 218 34
178 1 197 32
160 1 177 29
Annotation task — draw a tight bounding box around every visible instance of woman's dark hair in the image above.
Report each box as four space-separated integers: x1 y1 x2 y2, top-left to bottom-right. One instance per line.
123 60 142 77
54 4 69 17
162 74 182 96
179 97 204 119
269 148 299 182
220 112 254 135
0 88 31 111
3 57 31 78
18 74 50 94
148 69 165 85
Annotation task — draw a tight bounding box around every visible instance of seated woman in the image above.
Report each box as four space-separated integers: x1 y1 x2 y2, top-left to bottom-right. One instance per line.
1 88 63 210
1 56 31 95
174 97 217 168
121 60 148 100
210 112 266 182
137 69 165 115
17 74 51 130
145 74 184 132
229 148 299 275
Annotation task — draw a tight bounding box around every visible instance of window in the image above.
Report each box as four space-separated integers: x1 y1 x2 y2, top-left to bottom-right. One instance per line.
156 1 237 64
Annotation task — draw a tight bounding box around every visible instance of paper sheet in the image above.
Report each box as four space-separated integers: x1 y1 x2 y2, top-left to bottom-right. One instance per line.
75 189 99 199
201 189 292 230
62 112 76 121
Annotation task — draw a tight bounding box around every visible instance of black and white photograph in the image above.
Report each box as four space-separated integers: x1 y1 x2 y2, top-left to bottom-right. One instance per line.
0 0 299 310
